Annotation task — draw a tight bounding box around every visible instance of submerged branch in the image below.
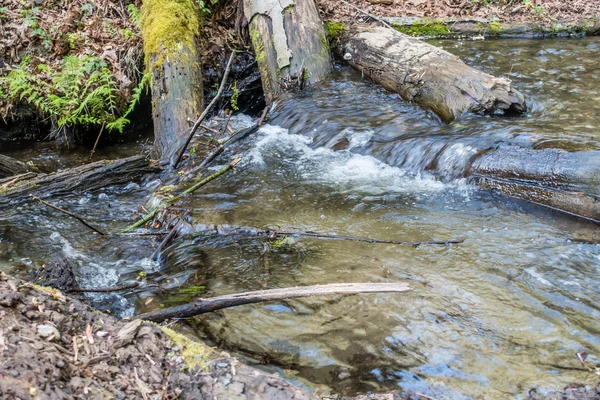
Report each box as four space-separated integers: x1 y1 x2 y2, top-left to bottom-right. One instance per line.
69 282 140 293
31 194 107 235
270 231 464 246
136 282 411 322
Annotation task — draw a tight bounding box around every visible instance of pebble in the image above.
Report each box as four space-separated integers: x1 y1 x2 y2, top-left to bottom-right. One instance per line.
37 325 60 340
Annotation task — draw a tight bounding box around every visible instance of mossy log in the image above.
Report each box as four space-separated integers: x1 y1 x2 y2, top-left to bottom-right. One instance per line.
0 155 160 206
244 0 331 104
0 154 33 178
470 148 600 222
141 0 204 164
332 25 526 123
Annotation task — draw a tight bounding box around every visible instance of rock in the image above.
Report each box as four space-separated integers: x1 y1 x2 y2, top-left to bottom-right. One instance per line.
37 324 60 340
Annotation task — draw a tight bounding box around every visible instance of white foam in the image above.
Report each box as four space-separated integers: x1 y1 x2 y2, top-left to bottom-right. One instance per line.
248 124 468 196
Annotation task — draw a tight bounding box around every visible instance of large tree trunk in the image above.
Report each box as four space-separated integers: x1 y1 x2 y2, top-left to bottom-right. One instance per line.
141 0 204 165
0 156 160 206
333 25 526 123
244 0 331 104
469 148 600 222
0 154 33 178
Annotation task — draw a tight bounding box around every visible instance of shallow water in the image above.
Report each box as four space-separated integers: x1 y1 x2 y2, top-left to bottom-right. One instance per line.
1 37 600 399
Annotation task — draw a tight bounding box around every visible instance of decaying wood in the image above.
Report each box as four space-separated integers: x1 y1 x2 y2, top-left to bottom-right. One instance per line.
334 25 526 123
470 147 600 222
245 0 331 104
30 194 107 235
0 154 33 177
173 51 236 169
121 157 241 232
0 155 160 206
136 282 411 322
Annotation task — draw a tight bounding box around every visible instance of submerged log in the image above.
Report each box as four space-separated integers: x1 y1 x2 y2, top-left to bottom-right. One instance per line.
0 154 33 178
332 25 526 123
244 0 331 104
0 155 160 206
141 0 204 164
470 147 600 222
136 282 411 322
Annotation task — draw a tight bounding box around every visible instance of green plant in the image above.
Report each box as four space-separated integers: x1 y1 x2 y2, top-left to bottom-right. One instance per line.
119 28 136 40
230 81 239 111
0 56 151 135
126 3 140 25
67 32 87 49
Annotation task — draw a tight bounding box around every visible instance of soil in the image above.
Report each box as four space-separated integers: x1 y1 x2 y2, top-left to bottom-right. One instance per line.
319 0 600 23
0 272 321 399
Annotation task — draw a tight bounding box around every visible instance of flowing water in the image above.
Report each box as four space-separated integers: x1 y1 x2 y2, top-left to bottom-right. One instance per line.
1 38 600 399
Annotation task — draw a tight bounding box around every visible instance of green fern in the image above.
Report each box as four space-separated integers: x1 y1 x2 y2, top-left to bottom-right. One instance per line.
0 56 151 134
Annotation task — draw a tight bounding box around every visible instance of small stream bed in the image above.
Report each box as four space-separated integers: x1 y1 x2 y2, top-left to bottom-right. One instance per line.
1 37 599 399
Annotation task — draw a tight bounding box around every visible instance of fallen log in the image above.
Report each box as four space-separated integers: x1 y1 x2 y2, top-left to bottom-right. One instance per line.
331 25 526 123
0 154 33 177
0 155 160 206
244 0 331 104
469 147 600 222
136 282 411 322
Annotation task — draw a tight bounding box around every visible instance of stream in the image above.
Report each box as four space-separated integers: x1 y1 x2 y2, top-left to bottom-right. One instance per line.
1 37 600 399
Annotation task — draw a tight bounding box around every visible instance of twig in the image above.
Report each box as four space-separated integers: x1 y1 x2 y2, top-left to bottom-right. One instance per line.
257 105 270 127
173 51 237 169
416 393 440 400
68 282 140 293
135 282 411 322
151 212 188 261
270 231 463 246
31 194 106 235
88 122 105 163
120 158 241 232
339 0 392 29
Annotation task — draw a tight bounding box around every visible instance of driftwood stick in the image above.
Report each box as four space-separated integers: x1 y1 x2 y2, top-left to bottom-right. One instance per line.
339 0 392 28
121 158 241 232
270 231 464 246
31 194 106 236
173 51 237 169
69 282 140 293
88 122 105 163
136 282 411 322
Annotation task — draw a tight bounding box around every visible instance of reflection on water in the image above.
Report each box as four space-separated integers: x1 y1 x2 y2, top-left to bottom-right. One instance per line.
1 37 600 399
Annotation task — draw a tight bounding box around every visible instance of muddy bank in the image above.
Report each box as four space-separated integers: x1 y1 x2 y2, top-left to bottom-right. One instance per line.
0 272 320 399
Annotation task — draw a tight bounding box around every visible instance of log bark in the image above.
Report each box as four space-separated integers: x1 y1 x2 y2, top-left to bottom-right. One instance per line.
141 0 204 164
469 147 600 222
0 154 33 178
334 25 526 123
0 155 160 206
136 282 411 322
244 0 331 104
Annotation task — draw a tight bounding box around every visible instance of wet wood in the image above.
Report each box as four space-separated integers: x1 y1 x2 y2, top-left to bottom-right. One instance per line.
0 155 160 206
30 194 107 235
334 25 527 123
245 0 331 104
469 147 600 222
0 154 33 177
136 282 411 322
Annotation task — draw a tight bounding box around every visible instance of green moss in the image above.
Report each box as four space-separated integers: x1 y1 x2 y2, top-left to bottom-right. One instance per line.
161 326 216 371
392 19 449 37
281 3 296 14
324 21 346 42
489 21 502 35
140 0 199 68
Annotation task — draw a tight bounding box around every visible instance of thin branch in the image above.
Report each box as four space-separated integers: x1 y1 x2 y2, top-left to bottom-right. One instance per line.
270 231 464 246
339 0 392 29
69 282 140 293
88 122 105 163
120 158 241 233
151 211 188 261
31 194 106 235
173 51 237 169
135 282 411 322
